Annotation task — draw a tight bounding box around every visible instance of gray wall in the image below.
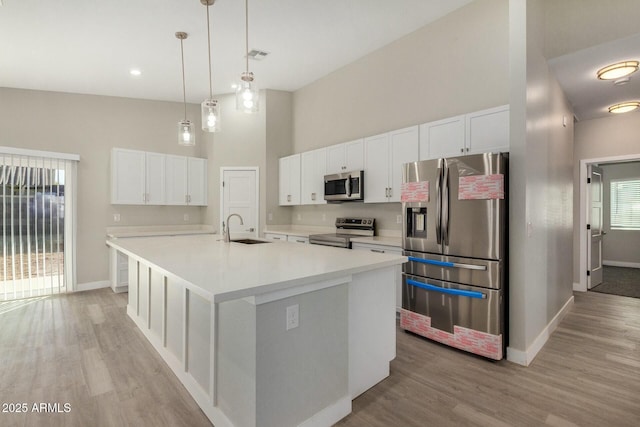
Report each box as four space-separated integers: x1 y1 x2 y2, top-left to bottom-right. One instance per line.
601 162 640 266
0 88 206 286
508 0 575 357
289 0 510 231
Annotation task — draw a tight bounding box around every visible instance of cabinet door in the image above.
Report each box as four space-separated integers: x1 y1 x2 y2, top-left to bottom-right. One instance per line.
165 155 188 205
145 152 165 205
111 148 146 204
364 133 390 203
301 148 326 205
288 154 301 205
465 105 509 155
279 154 301 206
325 144 345 175
389 126 419 202
344 139 364 171
187 157 208 206
419 115 465 160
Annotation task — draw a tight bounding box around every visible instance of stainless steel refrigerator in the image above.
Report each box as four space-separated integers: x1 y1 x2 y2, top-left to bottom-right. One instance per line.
400 152 507 360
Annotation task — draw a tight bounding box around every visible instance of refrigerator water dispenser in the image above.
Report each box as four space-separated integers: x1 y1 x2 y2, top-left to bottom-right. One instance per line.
406 207 427 239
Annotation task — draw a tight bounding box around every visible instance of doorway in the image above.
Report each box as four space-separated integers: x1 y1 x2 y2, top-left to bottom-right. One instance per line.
579 155 640 298
219 167 259 240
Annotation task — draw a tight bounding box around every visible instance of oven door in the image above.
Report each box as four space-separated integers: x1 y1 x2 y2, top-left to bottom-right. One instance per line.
324 171 363 201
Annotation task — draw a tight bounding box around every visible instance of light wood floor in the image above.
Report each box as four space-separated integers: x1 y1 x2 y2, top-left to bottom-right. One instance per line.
1 289 639 426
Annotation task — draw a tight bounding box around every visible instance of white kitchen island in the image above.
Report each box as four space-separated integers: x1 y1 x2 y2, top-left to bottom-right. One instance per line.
105 234 406 427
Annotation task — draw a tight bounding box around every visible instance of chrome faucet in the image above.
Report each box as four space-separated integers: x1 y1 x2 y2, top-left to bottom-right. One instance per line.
224 213 244 242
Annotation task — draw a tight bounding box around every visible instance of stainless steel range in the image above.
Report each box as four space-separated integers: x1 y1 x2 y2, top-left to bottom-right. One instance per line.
309 217 375 248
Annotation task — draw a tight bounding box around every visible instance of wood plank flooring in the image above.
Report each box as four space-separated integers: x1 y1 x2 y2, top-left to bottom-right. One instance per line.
0 288 639 426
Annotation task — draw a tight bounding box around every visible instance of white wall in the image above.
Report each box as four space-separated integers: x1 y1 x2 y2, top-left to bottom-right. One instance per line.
600 162 640 267
289 0 510 231
507 0 575 363
0 88 206 286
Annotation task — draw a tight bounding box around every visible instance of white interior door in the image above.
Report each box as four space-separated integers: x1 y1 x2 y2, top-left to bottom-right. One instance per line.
587 164 604 289
220 168 258 239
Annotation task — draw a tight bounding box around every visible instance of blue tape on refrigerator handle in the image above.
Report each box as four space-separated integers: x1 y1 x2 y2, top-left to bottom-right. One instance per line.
407 256 454 267
406 279 486 299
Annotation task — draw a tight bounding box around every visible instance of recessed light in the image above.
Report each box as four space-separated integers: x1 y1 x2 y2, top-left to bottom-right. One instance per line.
231 83 238 90
129 68 142 77
597 61 639 80
608 101 640 114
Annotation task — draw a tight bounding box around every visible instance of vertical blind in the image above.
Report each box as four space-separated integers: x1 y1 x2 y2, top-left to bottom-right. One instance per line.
610 178 640 230
0 149 77 301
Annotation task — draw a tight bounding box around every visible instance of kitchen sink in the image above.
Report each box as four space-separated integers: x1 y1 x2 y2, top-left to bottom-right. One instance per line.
231 238 271 244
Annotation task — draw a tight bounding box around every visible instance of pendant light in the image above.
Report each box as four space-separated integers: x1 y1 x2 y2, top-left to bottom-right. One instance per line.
201 0 220 132
236 0 259 113
176 32 195 146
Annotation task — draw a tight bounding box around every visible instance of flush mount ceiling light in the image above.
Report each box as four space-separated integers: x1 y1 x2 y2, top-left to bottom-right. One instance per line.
129 68 142 77
608 101 640 114
176 32 195 146
597 60 639 80
201 0 220 132
236 0 259 113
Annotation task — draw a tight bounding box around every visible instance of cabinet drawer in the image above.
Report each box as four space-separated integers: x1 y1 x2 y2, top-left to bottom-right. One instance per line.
264 233 286 241
287 235 309 244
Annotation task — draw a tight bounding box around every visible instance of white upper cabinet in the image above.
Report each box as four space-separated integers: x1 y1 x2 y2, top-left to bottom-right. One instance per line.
465 105 509 155
419 105 509 160
112 148 165 205
301 148 327 205
112 148 206 206
144 152 166 204
419 115 465 160
187 157 208 206
364 126 419 203
325 139 364 174
165 155 208 206
279 154 301 206
165 155 188 205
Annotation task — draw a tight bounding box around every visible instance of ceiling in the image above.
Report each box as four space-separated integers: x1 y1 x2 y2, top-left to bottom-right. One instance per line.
548 33 640 121
0 0 472 104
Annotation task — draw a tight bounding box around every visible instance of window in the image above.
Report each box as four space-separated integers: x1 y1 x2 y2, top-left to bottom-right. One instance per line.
1 148 78 301
610 178 640 230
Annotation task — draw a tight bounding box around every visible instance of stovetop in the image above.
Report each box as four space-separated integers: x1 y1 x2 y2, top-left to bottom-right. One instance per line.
308 217 376 248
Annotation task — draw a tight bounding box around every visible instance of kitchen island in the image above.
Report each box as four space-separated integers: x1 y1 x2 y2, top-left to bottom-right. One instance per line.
105 234 406 427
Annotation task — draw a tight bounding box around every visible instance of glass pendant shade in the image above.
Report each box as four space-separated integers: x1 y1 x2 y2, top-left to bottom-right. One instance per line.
236 79 259 113
201 99 220 132
178 120 195 146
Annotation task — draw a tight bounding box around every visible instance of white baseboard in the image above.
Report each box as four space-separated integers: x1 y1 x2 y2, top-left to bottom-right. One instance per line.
507 295 574 366
75 280 110 292
603 260 640 269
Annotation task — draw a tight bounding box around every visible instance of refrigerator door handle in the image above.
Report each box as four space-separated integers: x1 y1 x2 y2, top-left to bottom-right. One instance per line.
442 162 450 246
407 256 487 271
435 164 442 244
407 278 486 299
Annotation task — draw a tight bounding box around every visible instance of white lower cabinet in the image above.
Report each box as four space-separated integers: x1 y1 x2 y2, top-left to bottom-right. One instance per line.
352 242 403 311
264 232 309 244
287 235 309 244
264 232 287 242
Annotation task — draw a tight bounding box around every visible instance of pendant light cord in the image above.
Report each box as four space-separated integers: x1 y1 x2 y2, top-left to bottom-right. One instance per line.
245 0 249 74
180 37 187 120
206 3 213 99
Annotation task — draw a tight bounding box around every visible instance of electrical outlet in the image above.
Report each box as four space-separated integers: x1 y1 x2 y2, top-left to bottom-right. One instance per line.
183 213 189 222
297 213 302 221
286 304 299 331
397 214 402 224
268 212 273 221
113 213 121 222
322 213 326 221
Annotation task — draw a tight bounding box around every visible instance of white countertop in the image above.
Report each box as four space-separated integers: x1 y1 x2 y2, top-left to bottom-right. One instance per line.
107 234 406 303
106 224 215 239
264 225 334 238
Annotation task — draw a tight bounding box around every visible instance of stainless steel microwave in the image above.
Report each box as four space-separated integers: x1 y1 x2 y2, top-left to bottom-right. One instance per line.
324 170 364 202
